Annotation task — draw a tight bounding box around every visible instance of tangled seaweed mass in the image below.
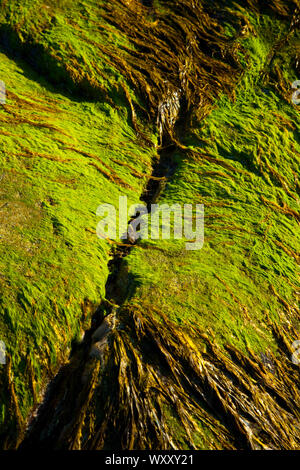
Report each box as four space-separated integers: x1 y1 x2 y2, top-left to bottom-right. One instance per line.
0 0 299 450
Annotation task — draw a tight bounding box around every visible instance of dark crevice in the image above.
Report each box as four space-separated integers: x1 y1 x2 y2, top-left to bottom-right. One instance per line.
19 82 186 452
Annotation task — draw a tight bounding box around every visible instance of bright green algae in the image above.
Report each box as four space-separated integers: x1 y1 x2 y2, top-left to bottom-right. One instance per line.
121 9 299 353
113 10 299 447
0 0 299 450
125 88 299 349
0 49 155 442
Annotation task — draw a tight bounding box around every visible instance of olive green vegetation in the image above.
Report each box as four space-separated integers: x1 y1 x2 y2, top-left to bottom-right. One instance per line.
115 8 300 447
0 0 299 450
126 11 300 354
0 20 155 444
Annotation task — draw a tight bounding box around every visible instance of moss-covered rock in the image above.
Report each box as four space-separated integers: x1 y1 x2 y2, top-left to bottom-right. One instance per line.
0 0 299 450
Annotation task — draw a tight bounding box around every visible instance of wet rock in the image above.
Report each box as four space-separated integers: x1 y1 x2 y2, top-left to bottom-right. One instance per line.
91 314 116 343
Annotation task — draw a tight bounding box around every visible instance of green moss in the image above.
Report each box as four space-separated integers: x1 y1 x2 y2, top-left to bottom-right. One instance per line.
118 12 299 356
0 47 155 441
0 0 299 450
